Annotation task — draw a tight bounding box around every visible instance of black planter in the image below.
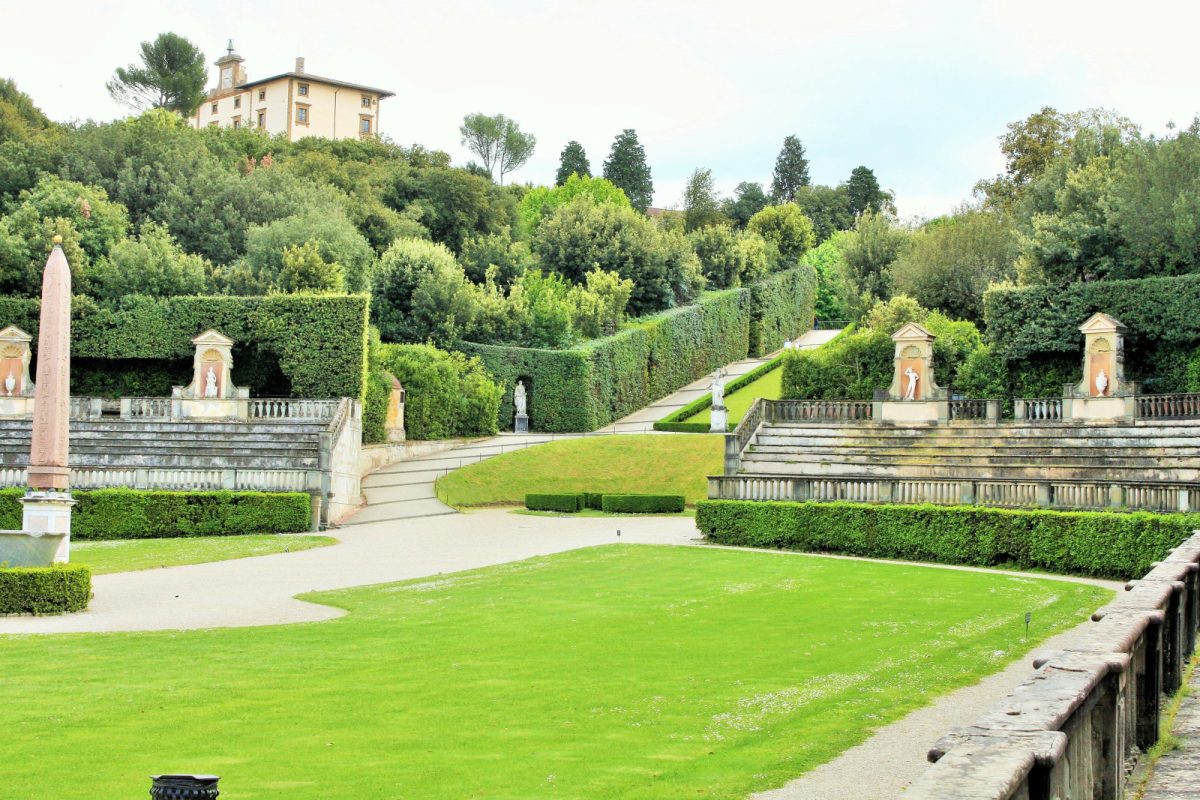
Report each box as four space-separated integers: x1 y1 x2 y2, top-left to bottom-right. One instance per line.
150 774 220 799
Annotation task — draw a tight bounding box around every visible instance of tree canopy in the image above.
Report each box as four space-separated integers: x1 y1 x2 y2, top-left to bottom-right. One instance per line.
106 33 208 115
602 129 654 212
458 113 537 184
555 141 590 185
770 135 810 202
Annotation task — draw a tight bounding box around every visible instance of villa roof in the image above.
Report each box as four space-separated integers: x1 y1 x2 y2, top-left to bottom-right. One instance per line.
237 71 395 98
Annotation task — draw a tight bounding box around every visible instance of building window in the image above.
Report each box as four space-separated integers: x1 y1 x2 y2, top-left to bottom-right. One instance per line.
211 101 218 114
258 89 266 101
361 95 372 108
232 117 242 129
297 83 309 97
296 106 309 124
359 117 372 134
234 96 241 109
257 110 267 128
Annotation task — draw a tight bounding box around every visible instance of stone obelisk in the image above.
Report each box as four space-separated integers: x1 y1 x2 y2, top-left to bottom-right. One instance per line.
21 236 75 563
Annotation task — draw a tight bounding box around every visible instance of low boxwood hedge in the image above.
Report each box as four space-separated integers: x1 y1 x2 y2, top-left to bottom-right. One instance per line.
695 499 1200 579
601 494 686 514
525 493 584 513
0 488 311 539
0 564 91 615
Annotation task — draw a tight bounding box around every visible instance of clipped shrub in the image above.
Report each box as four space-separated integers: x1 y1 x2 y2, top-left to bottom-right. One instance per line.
0 564 91 615
601 494 686 514
695 500 1199 579
584 493 605 511
376 343 502 439
0 489 311 540
525 493 583 513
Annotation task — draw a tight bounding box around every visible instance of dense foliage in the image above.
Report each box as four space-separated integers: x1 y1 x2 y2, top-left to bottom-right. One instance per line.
374 343 502 439
601 494 686 513
696 499 1197 580
0 564 91 615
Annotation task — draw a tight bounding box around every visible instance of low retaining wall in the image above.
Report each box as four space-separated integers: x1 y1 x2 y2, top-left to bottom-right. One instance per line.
905 532 1200 799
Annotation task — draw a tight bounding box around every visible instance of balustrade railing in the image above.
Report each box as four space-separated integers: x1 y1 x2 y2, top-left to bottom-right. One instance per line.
1016 396 1063 421
948 399 988 420
250 397 339 421
68 397 100 420
121 397 172 419
769 399 873 422
0 466 320 493
1136 391 1200 419
708 474 1196 513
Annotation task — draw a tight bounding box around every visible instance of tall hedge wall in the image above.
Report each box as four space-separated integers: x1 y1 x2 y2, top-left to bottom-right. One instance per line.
463 266 817 432
0 294 370 400
983 273 1200 392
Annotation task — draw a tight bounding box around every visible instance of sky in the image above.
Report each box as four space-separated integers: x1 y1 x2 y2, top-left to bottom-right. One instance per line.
4 0 1199 220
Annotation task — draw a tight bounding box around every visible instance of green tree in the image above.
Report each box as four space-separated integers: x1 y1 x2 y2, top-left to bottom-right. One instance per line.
555 141 591 185
846 166 887 217
386 166 516 253
277 240 346 293
516 173 629 237
801 233 855 320
721 182 768 228
458 113 536 184
746 203 815 265
106 33 208 115
688 224 743 288
682 168 726 231
888 209 1016 322
243 211 375 292
602 129 654 212
89 221 208 300
840 211 910 301
793 184 854 243
459 229 534 287
373 237 477 344
770 135 810 202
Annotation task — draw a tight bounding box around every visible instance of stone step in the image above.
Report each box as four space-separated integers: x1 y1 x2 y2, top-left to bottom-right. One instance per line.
361 467 452 488
362 483 437 504
764 422 1200 438
338 497 456 526
0 454 321 469
0 420 328 436
738 461 1199 482
746 445 1200 463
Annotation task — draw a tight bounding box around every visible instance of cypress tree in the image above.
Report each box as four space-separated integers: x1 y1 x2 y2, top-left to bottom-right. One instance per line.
602 129 654 212
555 141 591 185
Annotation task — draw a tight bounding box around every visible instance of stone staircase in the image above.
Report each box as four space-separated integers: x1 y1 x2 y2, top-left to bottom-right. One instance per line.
740 420 1200 484
0 418 324 471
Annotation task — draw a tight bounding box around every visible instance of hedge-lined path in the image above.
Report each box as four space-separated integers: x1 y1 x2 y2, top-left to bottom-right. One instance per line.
603 328 843 433
1140 664 1200 799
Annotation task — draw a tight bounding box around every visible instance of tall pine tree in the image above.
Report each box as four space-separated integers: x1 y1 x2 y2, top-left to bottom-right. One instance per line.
602 129 654 212
555 141 591 185
846 165 885 216
770 135 810 203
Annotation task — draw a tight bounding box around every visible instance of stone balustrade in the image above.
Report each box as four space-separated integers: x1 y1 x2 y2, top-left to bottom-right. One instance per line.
904 532 1200 799
708 474 1200 513
1 466 321 493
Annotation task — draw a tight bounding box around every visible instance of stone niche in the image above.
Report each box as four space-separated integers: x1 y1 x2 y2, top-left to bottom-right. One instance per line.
171 330 249 419
878 322 948 423
385 376 406 443
0 325 35 417
1066 313 1135 422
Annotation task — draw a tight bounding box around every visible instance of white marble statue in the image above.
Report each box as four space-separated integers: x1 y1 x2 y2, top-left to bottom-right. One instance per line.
783 338 794 351
514 380 527 417
4 371 14 396
1095 369 1109 396
903 366 919 401
204 366 219 398
711 370 726 408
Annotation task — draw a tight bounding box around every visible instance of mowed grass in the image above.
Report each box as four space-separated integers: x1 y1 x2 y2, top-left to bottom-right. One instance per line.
685 367 783 426
71 535 336 575
436 434 722 507
0 545 1110 800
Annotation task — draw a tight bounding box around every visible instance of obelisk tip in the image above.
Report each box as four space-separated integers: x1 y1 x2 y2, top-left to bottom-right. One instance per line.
52 235 63 246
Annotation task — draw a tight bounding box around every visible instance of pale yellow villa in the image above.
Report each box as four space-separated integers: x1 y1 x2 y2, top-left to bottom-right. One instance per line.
190 43 394 141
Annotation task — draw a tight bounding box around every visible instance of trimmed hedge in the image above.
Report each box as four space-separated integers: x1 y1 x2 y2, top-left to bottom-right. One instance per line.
0 488 311 539
654 348 793 433
375 343 502 440
0 293 370 401
0 565 91 615
601 494 686 514
695 499 1199 580
525 493 584 513
464 266 817 433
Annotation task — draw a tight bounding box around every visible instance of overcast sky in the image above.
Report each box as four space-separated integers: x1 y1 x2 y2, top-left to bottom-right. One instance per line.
5 0 1199 219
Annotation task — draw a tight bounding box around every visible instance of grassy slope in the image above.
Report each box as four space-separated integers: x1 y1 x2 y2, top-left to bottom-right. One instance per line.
684 367 783 425
0 546 1109 800
71 535 336 575
436 434 722 507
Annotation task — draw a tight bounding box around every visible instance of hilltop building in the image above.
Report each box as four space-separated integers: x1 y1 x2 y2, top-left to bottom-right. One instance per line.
190 42 394 141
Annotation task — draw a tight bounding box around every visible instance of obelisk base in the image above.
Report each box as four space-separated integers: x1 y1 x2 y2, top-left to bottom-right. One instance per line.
20 490 76 564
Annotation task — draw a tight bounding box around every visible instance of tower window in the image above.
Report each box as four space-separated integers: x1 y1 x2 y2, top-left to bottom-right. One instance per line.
360 117 372 134
297 83 309 97
258 89 266 101
296 106 309 124
361 95 372 108
211 102 218 114
257 110 267 128
234 96 241 109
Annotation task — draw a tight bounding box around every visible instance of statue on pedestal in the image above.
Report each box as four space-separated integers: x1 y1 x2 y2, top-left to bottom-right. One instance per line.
513 380 529 433
710 370 726 408
903 367 919 401
204 367 219 398
1095 369 1109 397
4 371 13 396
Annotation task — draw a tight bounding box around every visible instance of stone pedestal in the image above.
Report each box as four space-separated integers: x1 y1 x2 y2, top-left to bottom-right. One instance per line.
19 490 76 564
514 413 529 434
710 404 728 432
1067 313 1135 422
172 330 249 420
880 322 949 424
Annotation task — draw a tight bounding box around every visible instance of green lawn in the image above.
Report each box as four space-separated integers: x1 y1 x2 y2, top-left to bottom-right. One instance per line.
685 366 783 426
71 535 336 575
0 546 1108 799
436 434 722 507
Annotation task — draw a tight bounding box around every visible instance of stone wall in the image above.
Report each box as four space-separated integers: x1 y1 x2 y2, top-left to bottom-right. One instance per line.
905 532 1200 799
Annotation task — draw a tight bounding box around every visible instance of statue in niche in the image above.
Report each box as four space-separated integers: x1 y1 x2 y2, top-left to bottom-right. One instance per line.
204 366 219 398
1095 369 1109 396
903 367 919 401
4 371 14 396
783 338 794 351
514 380 527 417
711 369 726 408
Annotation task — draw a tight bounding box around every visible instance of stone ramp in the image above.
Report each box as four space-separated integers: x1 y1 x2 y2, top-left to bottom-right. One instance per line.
1140 665 1200 799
